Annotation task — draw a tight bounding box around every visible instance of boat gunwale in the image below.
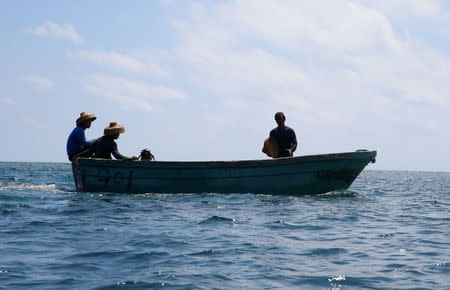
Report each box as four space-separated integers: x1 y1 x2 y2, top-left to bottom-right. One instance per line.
74 151 377 169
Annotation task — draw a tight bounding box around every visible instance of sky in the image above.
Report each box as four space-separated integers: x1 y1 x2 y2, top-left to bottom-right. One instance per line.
0 0 449 171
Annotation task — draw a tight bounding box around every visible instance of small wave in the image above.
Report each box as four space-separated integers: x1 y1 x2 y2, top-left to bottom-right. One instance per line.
328 275 346 282
270 219 327 230
126 251 170 261
325 190 359 196
69 250 132 259
379 233 395 239
435 261 450 268
1 209 16 215
0 183 64 193
386 263 407 269
46 263 100 272
328 275 346 289
306 247 347 256
199 215 236 224
272 219 301 229
96 281 166 289
189 249 222 256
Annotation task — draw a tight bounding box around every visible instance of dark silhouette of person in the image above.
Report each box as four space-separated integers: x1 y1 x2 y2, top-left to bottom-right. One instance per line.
269 112 297 158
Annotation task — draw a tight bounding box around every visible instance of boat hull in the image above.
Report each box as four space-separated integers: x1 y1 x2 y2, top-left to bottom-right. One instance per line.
72 151 376 195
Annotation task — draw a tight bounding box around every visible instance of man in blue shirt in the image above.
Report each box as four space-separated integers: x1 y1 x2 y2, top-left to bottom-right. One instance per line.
66 112 97 161
270 112 298 158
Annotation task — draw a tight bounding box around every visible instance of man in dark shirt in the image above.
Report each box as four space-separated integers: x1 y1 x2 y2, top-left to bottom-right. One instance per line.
270 112 298 158
66 112 98 161
94 122 137 160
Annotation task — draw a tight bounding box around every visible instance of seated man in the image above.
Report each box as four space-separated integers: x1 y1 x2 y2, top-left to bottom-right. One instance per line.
94 122 137 160
270 112 298 158
66 112 97 161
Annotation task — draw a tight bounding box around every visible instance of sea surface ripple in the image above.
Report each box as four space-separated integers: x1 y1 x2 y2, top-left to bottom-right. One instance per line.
0 162 449 289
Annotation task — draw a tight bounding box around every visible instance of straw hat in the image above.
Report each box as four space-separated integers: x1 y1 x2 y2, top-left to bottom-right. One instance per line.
76 112 97 126
104 122 125 136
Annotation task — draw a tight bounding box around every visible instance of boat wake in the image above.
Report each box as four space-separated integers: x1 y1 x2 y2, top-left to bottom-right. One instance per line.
0 182 65 193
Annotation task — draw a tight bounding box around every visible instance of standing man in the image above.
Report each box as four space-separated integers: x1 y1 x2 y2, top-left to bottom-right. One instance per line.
66 112 97 161
270 112 298 158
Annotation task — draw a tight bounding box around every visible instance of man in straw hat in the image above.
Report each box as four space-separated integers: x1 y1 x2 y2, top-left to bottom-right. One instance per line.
94 122 137 160
66 112 98 161
268 112 298 158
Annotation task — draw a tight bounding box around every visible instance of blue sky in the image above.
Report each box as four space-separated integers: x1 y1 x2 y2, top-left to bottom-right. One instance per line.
1 0 449 171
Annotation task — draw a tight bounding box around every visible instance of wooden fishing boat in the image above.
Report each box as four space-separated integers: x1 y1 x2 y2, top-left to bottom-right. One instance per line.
72 150 376 195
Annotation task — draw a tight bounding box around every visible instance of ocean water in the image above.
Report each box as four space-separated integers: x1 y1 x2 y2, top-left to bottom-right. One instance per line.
0 162 448 289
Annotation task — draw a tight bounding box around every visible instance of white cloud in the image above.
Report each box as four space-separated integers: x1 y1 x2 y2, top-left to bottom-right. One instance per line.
272 95 311 111
1 98 16 105
357 1 450 40
71 50 169 76
83 75 187 112
221 0 402 53
24 75 54 90
168 0 450 110
172 8 312 103
359 0 442 19
22 117 41 128
25 20 83 44
177 44 311 99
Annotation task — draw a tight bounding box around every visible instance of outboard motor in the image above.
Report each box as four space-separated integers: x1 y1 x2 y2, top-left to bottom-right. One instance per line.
139 148 155 161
